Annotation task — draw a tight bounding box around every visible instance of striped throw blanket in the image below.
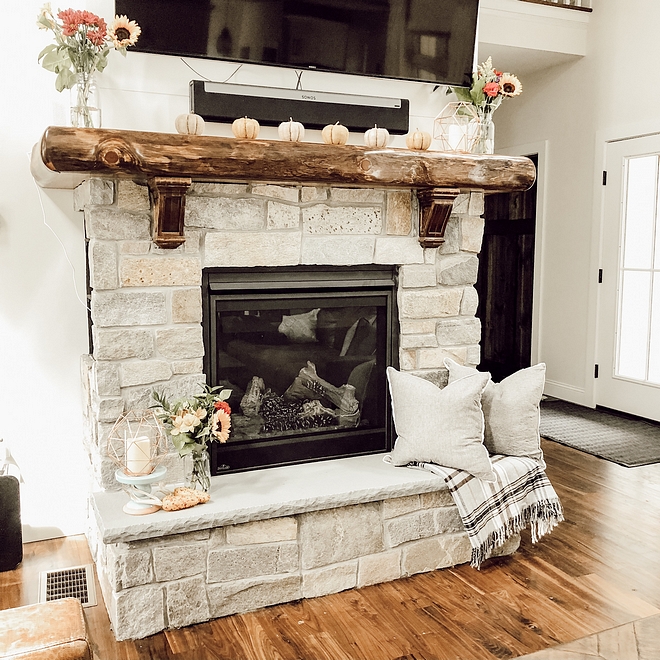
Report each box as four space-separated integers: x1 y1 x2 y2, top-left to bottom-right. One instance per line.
411 455 564 569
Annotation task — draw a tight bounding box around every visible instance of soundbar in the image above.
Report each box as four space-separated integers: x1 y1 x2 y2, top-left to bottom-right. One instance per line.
190 80 410 135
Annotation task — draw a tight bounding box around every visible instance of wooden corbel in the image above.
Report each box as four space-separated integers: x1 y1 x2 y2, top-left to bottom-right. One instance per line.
417 188 461 248
147 177 192 249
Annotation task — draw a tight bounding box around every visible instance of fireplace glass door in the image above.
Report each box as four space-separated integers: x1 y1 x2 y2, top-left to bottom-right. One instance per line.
203 266 398 474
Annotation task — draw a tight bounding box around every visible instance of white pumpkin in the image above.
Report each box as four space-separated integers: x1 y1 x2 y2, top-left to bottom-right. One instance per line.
364 125 389 148
232 116 260 139
175 113 205 136
406 129 432 151
322 122 349 145
278 118 305 142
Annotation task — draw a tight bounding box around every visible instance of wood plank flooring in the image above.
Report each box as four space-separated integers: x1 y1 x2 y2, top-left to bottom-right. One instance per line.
2 439 660 659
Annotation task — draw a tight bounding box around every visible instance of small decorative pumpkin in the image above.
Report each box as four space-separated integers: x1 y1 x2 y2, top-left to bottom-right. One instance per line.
232 116 260 139
175 113 205 136
278 118 305 142
406 129 432 151
364 125 389 148
322 122 349 145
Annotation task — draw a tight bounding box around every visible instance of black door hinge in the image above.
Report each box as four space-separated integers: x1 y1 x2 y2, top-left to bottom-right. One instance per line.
594 364 599 378
602 171 607 185
598 269 603 283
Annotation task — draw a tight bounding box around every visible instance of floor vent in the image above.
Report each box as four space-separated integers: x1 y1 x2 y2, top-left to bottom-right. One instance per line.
38 564 97 607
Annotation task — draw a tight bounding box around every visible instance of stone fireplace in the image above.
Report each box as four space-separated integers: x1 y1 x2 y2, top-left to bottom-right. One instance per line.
32 127 534 640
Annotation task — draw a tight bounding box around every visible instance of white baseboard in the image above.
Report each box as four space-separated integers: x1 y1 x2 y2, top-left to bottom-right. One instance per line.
544 379 591 406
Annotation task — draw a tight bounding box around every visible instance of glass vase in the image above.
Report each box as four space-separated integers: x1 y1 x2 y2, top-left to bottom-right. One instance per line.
473 111 495 155
70 71 101 129
184 449 211 493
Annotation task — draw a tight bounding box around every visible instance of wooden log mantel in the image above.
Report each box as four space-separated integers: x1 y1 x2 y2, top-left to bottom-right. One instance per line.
35 126 536 248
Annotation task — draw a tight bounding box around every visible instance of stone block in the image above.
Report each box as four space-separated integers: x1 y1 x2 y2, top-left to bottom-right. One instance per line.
185 197 265 230
85 208 151 241
302 561 357 598
172 359 204 375
417 346 467 369
106 544 153 590
267 201 300 229
331 188 385 203
384 510 436 547
399 319 437 335
226 517 297 545
207 543 299 583
93 396 124 423
93 328 154 360
190 183 248 196
400 264 437 288
120 257 202 287
207 575 302 619
171 288 202 324
461 287 479 316
120 360 173 387
117 181 150 212
74 178 114 210
303 205 382 234
452 193 470 215
89 240 118 290
435 317 482 346
92 291 167 327
412 369 449 389
424 248 437 264
420 490 454 508
209 528 226 547
399 348 416 371
466 345 481 367
111 583 165 641
401 538 443 576
436 533 472 568
399 288 463 319
301 236 375 265
94 362 120 396
381 495 421 519
120 241 151 255
374 238 425 264
182 229 201 254
205 232 301 267
434 507 465 534
301 187 328 202
299 503 383 570
357 550 401 588
166 575 210 629
469 192 485 216
437 254 479 286
131 530 211 550
122 374 206 411
386 191 412 236
438 217 460 255
461 216 485 253
252 184 299 202
153 543 207 581
155 327 204 360
400 334 438 349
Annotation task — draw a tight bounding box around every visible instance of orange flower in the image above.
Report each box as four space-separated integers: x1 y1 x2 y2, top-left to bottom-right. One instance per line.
484 82 500 98
214 400 231 415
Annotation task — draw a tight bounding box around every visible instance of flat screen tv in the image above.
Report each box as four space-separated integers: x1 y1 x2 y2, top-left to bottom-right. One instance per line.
115 0 479 87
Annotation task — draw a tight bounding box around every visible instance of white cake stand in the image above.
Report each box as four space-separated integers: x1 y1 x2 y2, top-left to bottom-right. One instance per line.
115 465 167 515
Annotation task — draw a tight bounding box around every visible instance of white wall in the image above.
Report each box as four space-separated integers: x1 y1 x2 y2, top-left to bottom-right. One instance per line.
2 2 447 540
494 0 660 405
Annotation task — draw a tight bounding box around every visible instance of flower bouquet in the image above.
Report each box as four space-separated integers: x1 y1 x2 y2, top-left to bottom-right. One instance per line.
448 57 522 153
152 385 232 492
37 4 141 127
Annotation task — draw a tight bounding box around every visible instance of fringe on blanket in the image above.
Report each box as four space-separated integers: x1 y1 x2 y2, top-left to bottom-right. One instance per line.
471 499 564 569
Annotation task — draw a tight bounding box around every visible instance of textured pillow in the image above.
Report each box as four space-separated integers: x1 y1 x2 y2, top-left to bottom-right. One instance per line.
387 367 495 481
278 308 320 343
444 358 546 462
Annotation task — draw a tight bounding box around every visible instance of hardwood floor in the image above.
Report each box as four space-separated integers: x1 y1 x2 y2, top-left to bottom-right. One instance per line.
2 439 660 660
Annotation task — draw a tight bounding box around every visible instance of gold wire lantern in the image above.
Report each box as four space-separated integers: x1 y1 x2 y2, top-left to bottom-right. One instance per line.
107 410 168 476
433 102 480 153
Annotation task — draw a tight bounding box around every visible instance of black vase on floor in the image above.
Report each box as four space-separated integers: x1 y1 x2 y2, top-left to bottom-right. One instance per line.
0 475 22 571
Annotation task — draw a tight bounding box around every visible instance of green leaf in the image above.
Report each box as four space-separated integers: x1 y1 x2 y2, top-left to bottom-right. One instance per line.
452 87 473 104
218 389 232 401
38 44 57 62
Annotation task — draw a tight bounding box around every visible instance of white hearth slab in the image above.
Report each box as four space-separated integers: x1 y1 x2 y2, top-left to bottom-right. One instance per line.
92 453 446 544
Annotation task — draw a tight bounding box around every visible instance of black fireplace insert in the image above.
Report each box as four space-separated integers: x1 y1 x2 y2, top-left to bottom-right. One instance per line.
202 266 398 474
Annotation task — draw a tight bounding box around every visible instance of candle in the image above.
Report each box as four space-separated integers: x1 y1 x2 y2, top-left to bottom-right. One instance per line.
125 435 152 475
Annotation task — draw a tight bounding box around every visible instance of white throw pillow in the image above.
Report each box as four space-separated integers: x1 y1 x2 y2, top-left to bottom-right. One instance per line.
387 367 496 481
444 358 546 463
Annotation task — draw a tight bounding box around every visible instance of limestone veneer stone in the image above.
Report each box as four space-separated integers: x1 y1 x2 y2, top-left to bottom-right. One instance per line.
434 507 466 534
469 192 485 216
92 291 167 327
205 231 302 267
226 517 297 545
74 178 114 210
302 561 358 598
452 193 470 215
437 254 479 286
417 346 468 369
438 217 461 254
185 197 265 230
165 575 210 629
85 207 150 241
399 264 437 288
106 544 153 590
120 257 202 287
461 286 479 316
111 583 165 641
153 543 207 582
357 550 402 587
252 184 299 202
93 328 154 360
384 510 437 547
172 359 204 375
207 543 299 582
400 334 438 349
190 183 248 196
120 241 151 255
303 205 382 234
399 319 437 335
301 235 375 265
117 181 150 212
300 186 328 202
386 191 413 236
399 288 463 319
171 288 202 324
374 237 424 264
331 188 385 204
460 216 485 253
93 396 124 423
267 201 300 229
120 360 173 388
89 240 118 290
93 362 120 397
435 317 482 346
155 327 204 360
381 494 422 519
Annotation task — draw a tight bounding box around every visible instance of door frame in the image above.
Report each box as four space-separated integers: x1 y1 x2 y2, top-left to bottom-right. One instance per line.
497 140 548 370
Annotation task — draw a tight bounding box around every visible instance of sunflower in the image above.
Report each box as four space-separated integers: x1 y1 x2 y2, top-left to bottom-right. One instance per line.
109 14 141 49
499 73 522 97
211 409 231 443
